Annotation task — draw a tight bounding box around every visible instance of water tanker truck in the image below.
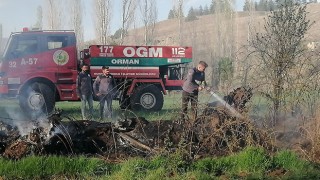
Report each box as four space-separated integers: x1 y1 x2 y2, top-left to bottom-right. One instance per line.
0 28 192 117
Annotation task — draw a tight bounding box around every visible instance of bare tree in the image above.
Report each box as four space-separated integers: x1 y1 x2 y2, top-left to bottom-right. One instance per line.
69 0 84 50
120 0 137 45
34 6 43 30
139 0 158 45
249 1 313 125
44 0 63 29
210 0 236 92
94 0 113 44
172 0 184 45
240 0 256 86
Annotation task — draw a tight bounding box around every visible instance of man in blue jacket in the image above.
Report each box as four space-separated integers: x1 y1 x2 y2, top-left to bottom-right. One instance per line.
181 61 208 121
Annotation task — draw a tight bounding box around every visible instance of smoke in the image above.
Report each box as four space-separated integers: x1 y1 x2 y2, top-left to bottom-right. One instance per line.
3 106 52 137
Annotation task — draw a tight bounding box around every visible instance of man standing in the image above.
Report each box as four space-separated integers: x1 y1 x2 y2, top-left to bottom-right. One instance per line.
76 64 93 120
93 66 117 120
181 61 208 121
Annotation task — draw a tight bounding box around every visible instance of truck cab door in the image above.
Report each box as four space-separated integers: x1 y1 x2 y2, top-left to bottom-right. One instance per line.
42 34 78 100
41 35 77 69
1 34 41 88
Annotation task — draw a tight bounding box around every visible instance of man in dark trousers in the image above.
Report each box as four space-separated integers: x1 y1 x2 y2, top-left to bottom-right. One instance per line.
181 61 208 121
76 64 93 120
93 66 117 120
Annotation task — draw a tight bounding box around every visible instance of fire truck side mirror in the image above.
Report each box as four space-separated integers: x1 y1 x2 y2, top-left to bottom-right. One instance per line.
84 52 90 59
80 51 90 60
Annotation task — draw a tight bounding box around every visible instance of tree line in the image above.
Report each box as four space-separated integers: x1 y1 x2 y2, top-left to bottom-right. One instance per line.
168 4 212 22
243 0 318 11
169 0 235 22
180 0 320 22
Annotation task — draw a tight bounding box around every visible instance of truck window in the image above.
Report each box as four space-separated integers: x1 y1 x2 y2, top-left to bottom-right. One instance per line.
18 38 38 56
47 36 68 50
4 36 38 60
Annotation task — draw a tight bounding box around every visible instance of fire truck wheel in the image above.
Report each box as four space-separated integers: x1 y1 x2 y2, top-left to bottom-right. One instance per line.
19 83 55 118
130 84 163 111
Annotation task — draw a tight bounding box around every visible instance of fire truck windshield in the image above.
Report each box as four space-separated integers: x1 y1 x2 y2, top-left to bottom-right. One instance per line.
3 34 38 61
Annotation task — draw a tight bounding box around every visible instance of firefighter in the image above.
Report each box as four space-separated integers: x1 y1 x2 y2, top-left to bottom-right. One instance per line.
76 64 94 120
181 61 208 121
93 66 117 120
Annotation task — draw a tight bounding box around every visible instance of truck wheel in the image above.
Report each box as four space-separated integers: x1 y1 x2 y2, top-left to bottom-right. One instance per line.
19 83 55 118
130 84 163 111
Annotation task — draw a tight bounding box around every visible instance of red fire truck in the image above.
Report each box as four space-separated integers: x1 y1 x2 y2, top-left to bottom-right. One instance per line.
0 29 192 117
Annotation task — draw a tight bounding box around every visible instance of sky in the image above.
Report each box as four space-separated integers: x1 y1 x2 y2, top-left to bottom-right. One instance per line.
0 0 245 41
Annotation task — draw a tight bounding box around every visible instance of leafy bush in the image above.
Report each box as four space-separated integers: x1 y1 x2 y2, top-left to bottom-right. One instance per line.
274 150 307 171
234 146 271 174
109 157 149 179
193 157 233 176
272 150 320 178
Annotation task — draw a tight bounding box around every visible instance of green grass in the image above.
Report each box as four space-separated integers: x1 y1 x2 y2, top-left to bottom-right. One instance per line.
0 147 319 179
0 155 108 179
53 90 242 122
0 92 214 121
54 93 185 121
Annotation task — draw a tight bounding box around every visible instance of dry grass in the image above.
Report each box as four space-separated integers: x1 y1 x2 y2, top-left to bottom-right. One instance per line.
296 112 320 163
124 3 320 54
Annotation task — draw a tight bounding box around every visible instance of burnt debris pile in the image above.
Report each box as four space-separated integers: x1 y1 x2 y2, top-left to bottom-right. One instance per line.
0 86 272 160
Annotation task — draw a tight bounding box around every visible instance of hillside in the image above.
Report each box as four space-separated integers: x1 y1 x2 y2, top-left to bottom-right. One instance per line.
124 3 320 61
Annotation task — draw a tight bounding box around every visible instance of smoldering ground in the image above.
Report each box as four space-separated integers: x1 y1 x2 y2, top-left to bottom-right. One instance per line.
0 87 275 160
0 86 314 162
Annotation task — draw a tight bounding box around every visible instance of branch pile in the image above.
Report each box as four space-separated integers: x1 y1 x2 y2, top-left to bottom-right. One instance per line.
0 87 272 160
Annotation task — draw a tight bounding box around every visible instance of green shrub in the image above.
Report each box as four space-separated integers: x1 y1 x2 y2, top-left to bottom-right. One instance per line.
180 170 214 180
193 157 234 176
235 146 271 174
166 151 191 174
108 157 150 179
149 155 167 169
273 150 320 178
194 147 271 178
144 167 167 180
273 150 307 171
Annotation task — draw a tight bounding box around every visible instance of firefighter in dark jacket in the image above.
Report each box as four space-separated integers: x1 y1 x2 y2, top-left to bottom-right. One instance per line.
93 66 117 120
181 61 208 121
76 64 93 120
